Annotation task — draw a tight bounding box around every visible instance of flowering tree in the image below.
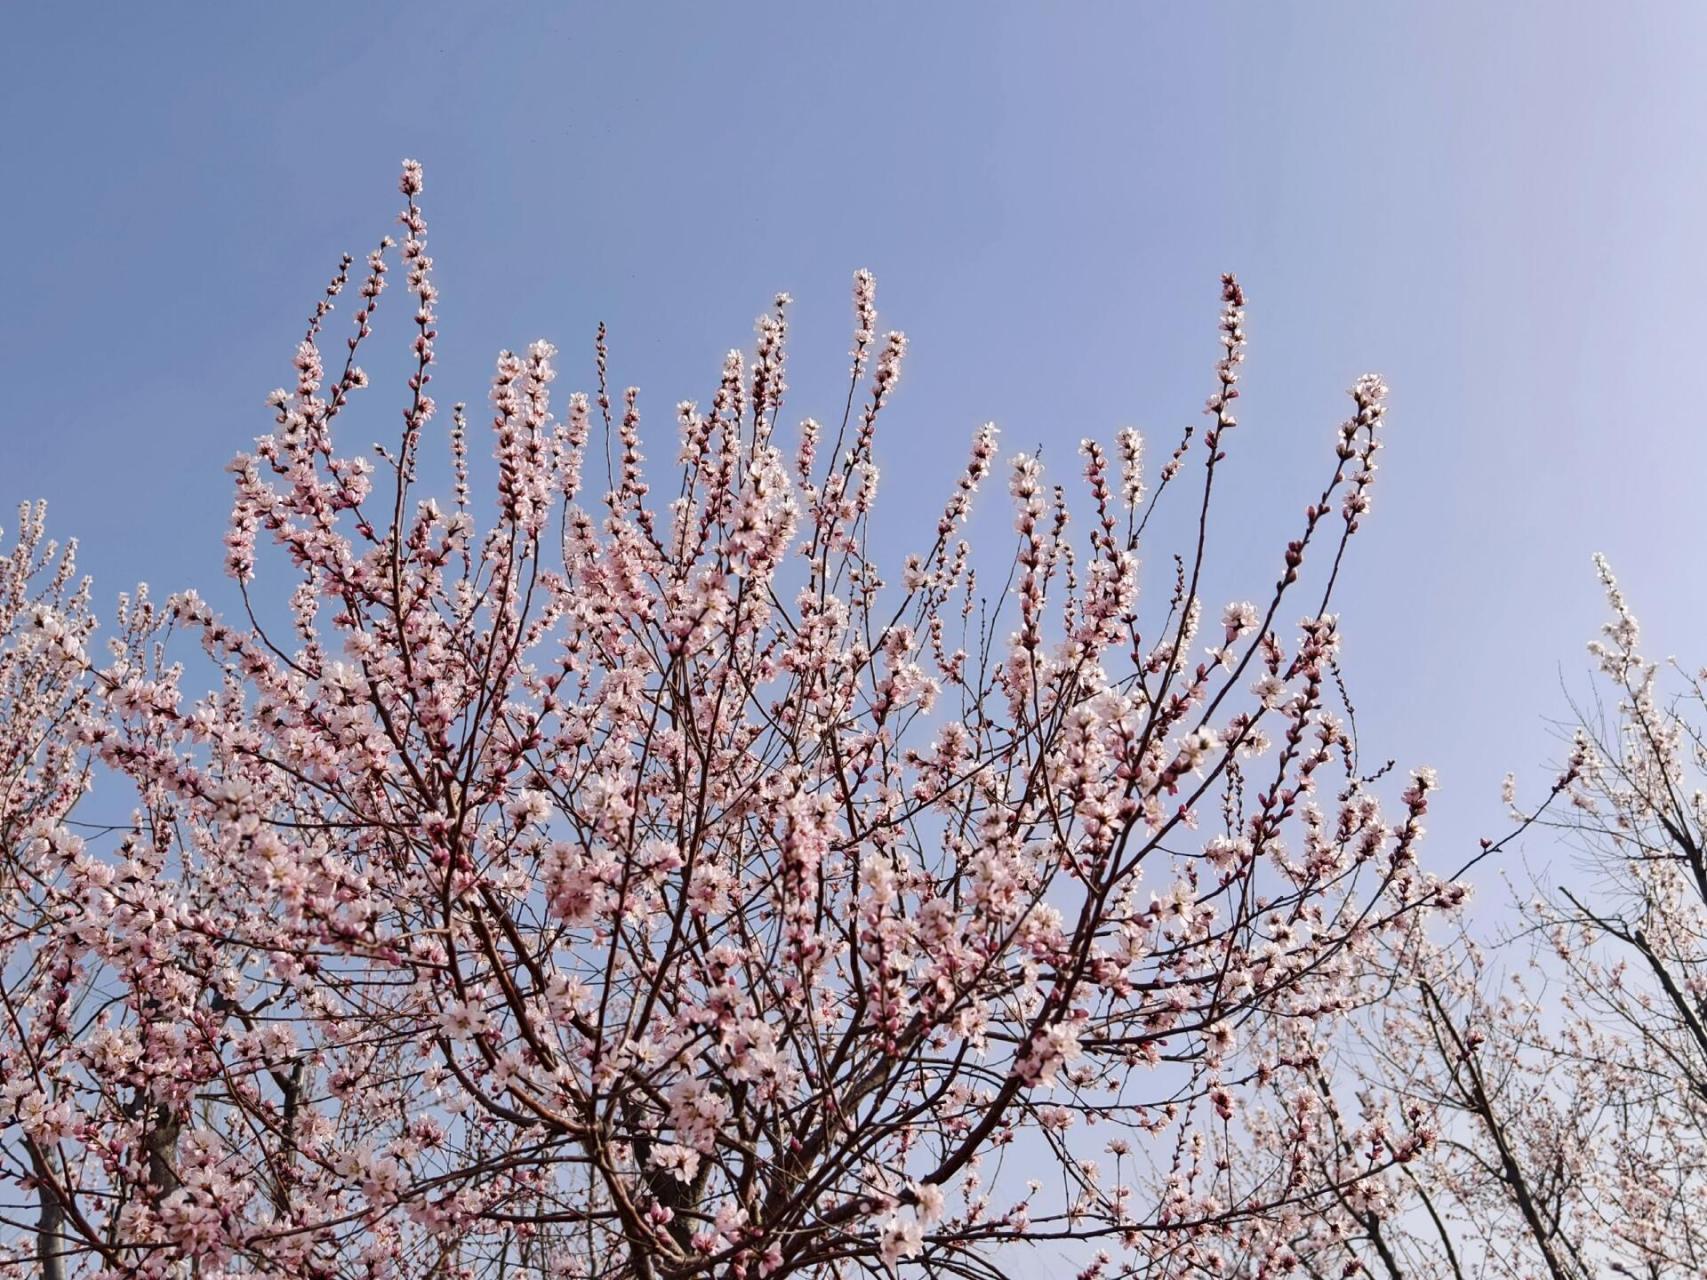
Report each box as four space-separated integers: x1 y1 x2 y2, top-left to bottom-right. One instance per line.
1221 557 1707 1280
0 163 1463 1280
1522 559 1707 1276
0 503 97 1280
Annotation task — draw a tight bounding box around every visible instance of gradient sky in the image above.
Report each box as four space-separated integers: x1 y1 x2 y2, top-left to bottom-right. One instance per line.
4 3 1705 889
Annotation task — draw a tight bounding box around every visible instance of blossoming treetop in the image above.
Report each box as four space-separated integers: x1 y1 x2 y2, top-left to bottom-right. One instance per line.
2 162 1457 1280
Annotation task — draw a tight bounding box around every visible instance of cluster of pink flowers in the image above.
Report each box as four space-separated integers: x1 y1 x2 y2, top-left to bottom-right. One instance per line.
0 163 1511 1280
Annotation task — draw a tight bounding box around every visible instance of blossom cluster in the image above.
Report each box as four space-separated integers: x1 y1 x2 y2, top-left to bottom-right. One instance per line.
0 164 1464 1280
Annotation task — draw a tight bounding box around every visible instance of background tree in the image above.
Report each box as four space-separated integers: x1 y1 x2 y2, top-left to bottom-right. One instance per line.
1 163 1460 1280
1224 555 1707 1280
0 503 98 1280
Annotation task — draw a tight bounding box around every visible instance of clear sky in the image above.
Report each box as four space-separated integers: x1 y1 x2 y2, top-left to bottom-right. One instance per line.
4 3 1704 884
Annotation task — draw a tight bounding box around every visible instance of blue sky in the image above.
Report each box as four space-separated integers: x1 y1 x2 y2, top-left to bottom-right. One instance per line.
4 3 1704 879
